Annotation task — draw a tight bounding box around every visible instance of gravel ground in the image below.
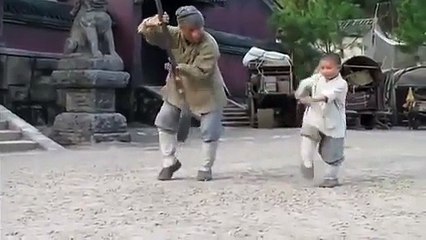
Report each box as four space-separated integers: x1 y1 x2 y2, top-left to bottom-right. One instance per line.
1 128 426 239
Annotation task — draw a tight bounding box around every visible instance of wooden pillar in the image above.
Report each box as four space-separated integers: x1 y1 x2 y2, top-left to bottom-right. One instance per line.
0 0 4 46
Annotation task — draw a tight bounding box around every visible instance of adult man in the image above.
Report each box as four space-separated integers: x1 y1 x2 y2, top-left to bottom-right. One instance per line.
138 6 227 181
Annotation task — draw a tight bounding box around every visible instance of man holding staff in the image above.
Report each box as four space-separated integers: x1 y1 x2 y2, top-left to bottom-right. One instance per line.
138 6 227 181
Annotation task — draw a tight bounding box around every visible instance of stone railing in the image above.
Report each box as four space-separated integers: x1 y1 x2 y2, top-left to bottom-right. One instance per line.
0 48 63 126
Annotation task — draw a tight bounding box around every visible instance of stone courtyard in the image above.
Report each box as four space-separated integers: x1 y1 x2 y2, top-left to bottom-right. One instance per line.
1 127 426 239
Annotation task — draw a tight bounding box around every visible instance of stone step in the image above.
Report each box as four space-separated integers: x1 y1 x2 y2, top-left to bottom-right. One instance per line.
222 121 250 127
224 105 245 109
223 116 250 121
224 107 246 113
0 140 39 153
222 102 251 127
223 111 248 117
0 130 22 141
0 120 8 130
0 105 64 151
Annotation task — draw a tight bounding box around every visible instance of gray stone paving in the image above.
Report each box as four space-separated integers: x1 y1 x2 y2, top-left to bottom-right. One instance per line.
1 128 426 239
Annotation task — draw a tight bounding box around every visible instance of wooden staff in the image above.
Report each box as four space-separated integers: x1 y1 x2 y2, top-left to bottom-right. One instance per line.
154 0 192 142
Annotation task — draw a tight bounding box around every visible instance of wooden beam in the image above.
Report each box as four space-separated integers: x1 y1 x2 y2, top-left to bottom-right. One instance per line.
343 64 380 69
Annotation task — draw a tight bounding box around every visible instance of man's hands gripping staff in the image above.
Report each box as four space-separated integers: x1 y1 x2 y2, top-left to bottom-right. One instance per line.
165 43 219 88
137 12 170 32
178 42 218 81
164 61 184 94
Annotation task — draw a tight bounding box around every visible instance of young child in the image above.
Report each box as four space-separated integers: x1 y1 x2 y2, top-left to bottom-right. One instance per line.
295 53 348 188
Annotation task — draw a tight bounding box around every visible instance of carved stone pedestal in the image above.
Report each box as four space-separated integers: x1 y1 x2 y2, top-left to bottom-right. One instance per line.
53 112 130 145
51 59 130 145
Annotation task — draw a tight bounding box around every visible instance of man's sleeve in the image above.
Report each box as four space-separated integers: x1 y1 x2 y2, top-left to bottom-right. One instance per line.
321 80 348 103
140 19 179 49
177 41 219 80
294 74 318 99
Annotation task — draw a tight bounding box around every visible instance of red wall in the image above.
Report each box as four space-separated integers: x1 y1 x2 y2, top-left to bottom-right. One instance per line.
3 0 275 99
2 0 138 71
202 0 275 97
3 23 68 53
203 0 275 39
218 54 248 98
107 0 139 72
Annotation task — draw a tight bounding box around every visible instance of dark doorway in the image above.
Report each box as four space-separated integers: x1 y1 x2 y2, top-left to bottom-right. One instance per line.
140 0 204 86
136 0 206 124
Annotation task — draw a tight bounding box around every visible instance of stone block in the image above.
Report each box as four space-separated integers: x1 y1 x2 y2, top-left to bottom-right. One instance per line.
5 56 32 85
8 85 29 102
35 58 59 70
33 75 55 85
53 112 127 134
56 89 66 108
30 76 57 102
92 132 131 143
52 131 131 145
57 55 124 71
52 112 129 145
65 89 115 112
257 108 275 128
51 69 129 89
30 85 57 102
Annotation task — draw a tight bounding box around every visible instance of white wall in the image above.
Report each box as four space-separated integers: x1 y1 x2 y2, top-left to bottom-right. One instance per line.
342 37 364 61
362 28 426 70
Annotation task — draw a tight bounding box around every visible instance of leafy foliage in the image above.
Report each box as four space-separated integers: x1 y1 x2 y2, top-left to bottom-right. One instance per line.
271 0 363 78
395 0 426 52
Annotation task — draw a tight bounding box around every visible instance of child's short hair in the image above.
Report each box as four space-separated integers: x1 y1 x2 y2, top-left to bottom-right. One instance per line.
320 53 341 66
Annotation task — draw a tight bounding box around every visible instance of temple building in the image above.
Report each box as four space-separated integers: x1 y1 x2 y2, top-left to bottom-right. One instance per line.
0 0 283 125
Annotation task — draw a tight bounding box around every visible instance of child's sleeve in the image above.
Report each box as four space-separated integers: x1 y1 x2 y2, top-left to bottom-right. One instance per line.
321 80 348 103
294 74 319 99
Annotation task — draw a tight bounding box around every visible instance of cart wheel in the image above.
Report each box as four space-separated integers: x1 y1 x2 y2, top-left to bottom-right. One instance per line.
362 115 375 130
407 111 419 130
247 97 256 128
412 118 420 130
295 102 305 127
284 99 303 128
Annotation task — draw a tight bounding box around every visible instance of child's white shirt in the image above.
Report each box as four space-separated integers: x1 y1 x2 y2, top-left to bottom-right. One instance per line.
296 73 348 138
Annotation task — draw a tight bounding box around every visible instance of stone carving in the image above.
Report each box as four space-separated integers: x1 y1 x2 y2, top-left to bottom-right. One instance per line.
51 0 130 145
65 0 119 59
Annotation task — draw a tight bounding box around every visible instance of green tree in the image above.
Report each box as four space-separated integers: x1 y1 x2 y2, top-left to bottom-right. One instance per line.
395 0 426 53
271 0 363 78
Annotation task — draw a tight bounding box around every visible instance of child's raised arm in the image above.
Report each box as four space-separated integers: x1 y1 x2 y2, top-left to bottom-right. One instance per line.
294 73 320 99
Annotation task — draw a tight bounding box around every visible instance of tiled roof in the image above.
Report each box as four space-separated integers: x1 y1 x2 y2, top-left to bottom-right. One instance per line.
4 0 117 30
261 0 283 10
206 28 285 55
4 0 73 29
339 18 374 37
195 0 227 6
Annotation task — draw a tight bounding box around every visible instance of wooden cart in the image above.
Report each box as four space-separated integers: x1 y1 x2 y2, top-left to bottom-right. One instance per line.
341 56 391 129
245 59 300 128
392 66 426 129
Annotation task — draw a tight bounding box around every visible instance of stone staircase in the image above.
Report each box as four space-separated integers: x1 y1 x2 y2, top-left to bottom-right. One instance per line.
222 101 250 127
0 119 39 153
141 86 252 127
0 105 64 153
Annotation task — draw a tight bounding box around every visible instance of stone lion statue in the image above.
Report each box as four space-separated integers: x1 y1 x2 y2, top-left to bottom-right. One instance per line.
64 0 119 59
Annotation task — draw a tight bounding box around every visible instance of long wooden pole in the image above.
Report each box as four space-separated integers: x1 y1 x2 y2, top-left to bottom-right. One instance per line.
154 0 177 71
154 0 191 142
